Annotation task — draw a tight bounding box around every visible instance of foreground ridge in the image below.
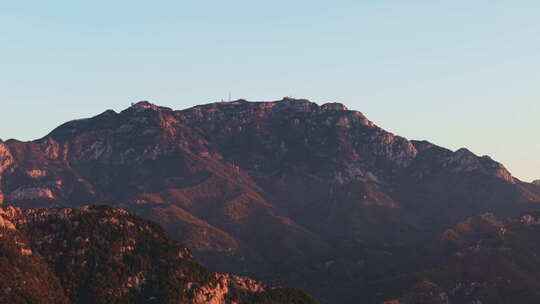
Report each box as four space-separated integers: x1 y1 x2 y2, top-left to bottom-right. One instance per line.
0 205 316 304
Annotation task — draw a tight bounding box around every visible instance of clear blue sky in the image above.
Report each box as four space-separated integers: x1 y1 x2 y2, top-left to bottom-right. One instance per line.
1 1 539 181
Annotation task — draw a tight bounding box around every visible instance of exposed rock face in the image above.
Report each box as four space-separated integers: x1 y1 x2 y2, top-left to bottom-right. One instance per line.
0 205 316 304
446 148 515 183
533 180 540 185
9 186 55 202
1 98 538 303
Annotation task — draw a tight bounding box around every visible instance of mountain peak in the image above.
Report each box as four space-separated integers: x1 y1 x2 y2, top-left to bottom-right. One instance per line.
130 100 158 110
127 101 172 113
320 102 348 111
279 96 312 103
272 97 318 112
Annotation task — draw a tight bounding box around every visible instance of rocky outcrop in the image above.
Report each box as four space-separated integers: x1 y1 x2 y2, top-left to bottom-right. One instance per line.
9 186 55 202
446 148 514 183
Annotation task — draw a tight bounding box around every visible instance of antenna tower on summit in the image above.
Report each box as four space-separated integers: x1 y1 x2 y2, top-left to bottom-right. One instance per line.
228 91 231 102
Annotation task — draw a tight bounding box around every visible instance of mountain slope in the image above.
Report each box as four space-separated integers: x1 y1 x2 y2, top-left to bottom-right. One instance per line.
379 212 540 303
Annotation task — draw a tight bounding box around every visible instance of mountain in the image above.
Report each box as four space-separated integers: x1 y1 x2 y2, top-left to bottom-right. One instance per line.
0 204 316 304
1 98 539 303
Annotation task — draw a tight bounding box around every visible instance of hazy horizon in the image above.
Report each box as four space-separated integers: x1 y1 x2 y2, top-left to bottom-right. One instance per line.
2 1 539 181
